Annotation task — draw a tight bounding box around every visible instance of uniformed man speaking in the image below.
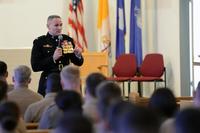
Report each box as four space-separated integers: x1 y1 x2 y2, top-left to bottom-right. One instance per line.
31 15 84 96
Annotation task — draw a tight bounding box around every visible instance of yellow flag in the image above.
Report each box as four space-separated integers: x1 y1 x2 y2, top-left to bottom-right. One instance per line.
97 0 111 52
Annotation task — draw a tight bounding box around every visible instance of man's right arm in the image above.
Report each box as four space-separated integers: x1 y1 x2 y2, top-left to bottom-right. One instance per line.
31 38 56 72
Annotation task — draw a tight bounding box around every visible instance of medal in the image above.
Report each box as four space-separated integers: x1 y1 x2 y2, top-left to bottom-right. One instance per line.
62 41 74 54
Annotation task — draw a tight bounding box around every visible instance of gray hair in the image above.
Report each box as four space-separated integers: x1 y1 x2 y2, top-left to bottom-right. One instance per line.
47 15 61 22
13 65 31 83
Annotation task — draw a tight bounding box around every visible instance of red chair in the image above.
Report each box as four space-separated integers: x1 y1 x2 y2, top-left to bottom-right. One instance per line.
132 53 166 96
107 54 137 96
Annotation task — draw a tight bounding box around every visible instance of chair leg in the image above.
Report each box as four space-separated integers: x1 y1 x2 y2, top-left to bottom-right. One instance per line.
138 82 142 97
128 81 131 95
154 81 156 91
122 82 125 96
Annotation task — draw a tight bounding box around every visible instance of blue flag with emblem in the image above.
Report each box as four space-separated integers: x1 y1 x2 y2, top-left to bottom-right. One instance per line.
116 0 126 59
130 0 142 66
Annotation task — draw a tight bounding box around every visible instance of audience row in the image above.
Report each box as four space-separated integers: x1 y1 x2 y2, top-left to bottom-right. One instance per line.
1 60 200 133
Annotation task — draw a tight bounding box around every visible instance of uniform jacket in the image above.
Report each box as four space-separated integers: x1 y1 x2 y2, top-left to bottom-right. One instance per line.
31 33 84 96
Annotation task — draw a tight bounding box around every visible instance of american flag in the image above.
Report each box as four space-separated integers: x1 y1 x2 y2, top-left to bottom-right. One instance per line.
68 0 87 51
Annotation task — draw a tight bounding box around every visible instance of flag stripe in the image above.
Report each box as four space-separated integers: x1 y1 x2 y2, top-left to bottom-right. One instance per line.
68 0 87 51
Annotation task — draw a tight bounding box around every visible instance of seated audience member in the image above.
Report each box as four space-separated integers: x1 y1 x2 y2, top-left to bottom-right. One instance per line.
107 100 135 133
54 112 93 133
39 90 82 129
0 81 27 133
0 80 8 103
83 72 106 123
39 65 81 129
118 105 159 133
55 90 82 113
24 73 62 122
60 65 81 94
194 81 200 107
96 81 122 133
175 108 200 133
0 101 27 133
8 65 43 116
148 87 177 123
149 88 177 133
0 60 14 92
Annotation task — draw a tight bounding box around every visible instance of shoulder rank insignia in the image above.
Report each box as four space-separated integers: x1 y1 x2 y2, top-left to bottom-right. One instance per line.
43 44 52 48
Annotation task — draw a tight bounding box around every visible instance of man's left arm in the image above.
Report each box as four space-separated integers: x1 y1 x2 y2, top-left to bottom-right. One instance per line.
67 37 84 66
70 48 84 66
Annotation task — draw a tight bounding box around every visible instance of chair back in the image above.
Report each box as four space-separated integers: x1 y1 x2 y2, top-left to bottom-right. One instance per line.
140 53 164 77
112 54 137 77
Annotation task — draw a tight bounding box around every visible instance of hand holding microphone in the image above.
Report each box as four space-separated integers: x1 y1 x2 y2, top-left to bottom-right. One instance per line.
58 35 63 48
53 35 63 61
53 47 62 61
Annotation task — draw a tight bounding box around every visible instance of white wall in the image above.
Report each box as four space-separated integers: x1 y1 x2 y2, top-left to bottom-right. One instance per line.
0 0 69 49
156 0 190 96
156 0 181 95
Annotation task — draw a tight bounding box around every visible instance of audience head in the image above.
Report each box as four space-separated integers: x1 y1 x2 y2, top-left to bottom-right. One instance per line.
97 81 121 101
0 80 8 102
47 15 62 36
0 61 8 81
46 73 62 94
149 87 177 121
118 105 159 133
108 100 134 132
96 81 122 120
194 81 200 107
60 65 80 93
175 108 200 133
55 90 82 113
55 112 93 133
0 101 20 132
12 65 31 86
85 72 106 98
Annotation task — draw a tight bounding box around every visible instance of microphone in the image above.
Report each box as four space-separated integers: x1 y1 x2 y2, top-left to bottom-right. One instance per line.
58 35 63 48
